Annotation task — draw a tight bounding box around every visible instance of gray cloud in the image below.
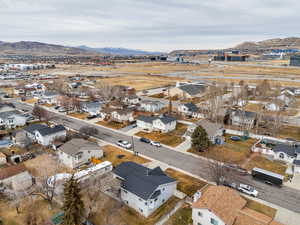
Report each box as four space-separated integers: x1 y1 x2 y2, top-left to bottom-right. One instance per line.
0 0 300 51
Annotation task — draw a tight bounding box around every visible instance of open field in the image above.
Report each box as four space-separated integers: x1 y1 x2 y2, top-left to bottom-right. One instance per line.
97 74 186 91
189 135 256 165
135 123 188 147
101 145 150 166
165 168 207 196
278 125 300 140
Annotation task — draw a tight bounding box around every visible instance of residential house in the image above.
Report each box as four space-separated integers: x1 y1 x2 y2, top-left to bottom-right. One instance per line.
231 110 257 129
110 109 134 123
265 99 284 112
140 100 164 112
24 124 66 146
170 83 207 99
136 115 177 133
196 120 225 144
123 95 140 105
192 186 282 225
40 91 59 104
0 110 27 129
252 139 300 172
177 102 202 118
0 164 33 191
277 93 295 107
81 101 102 116
113 162 177 218
57 138 103 169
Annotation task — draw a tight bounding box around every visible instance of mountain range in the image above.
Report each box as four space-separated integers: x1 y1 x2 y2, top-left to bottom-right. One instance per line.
77 45 164 56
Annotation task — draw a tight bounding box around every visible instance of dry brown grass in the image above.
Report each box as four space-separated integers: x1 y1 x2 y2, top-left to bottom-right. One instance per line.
278 125 300 140
165 168 207 197
244 155 287 175
101 145 150 166
96 120 128 129
135 123 187 147
189 135 256 165
68 112 89 120
24 98 38 104
98 74 186 91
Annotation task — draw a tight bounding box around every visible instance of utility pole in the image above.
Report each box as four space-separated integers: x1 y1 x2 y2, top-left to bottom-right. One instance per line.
131 136 136 155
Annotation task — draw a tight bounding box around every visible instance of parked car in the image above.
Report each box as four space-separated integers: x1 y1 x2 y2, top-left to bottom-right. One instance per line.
87 115 97 120
230 136 241 141
117 140 132 149
140 137 151 143
54 106 60 110
150 141 161 147
58 107 67 112
222 181 237 189
237 184 258 197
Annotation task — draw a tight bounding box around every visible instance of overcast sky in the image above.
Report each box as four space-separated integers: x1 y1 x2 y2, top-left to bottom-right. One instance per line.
1 0 300 52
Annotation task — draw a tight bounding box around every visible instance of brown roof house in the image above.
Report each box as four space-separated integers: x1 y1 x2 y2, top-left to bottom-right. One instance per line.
192 186 284 225
0 164 33 191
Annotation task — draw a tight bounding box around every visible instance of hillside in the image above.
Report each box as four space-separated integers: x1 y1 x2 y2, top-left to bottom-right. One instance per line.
0 41 102 56
235 37 300 50
78 45 164 56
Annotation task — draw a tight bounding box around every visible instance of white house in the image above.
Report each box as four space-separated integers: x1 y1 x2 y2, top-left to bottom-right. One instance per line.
113 162 177 218
40 91 59 104
0 164 33 191
81 101 102 116
24 124 66 146
177 102 202 118
140 100 164 112
57 138 103 169
122 95 140 105
0 110 27 129
110 109 134 123
136 115 177 133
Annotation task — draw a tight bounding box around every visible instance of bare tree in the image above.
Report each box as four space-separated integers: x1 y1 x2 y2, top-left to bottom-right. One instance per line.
79 126 99 137
3 187 27 214
95 81 122 102
206 84 225 122
32 105 49 121
206 159 229 185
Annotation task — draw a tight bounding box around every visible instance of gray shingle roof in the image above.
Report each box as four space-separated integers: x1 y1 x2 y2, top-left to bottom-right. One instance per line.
293 160 300 165
178 84 206 96
159 116 177 124
82 101 102 109
0 110 22 119
197 120 223 137
113 162 176 200
37 125 66 136
232 110 257 119
24 124 48 135
183 102 199 112
58 138 100 156
272 144 300 157
137 115 156 124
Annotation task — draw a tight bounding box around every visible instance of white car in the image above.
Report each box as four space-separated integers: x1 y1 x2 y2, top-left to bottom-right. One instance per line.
237 184 258 197
150 141 161 147
117 140 132 149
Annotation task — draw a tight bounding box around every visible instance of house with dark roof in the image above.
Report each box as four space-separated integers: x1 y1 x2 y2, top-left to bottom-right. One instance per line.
136 115 177 133
170 83 207 99
177 102 202 118
0 110 27 129
231 110 257 129
57 138 103 169
122 95 140 105
252 139 300 172
24 123 66 146
113 162 177 217
81 101 102 116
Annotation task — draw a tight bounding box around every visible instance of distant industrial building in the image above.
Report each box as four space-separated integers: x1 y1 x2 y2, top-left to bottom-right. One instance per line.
290 55 300 67
213 53 250 62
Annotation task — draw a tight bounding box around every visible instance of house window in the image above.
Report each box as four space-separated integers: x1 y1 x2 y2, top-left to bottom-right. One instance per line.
210 218 218 225
197 223 202 225
162 188 165 191
139 198 142 202
139 208 143 213
198 211 202 217
145 202 147 206
279 153 285 159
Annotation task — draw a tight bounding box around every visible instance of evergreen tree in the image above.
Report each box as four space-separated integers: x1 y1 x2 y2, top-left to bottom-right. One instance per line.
192 125 211 152
62 175 85 225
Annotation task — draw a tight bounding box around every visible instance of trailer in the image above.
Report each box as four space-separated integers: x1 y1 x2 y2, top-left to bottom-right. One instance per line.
251 167 284 186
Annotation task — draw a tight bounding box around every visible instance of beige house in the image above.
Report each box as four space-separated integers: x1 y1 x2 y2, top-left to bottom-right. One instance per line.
169 84 207 99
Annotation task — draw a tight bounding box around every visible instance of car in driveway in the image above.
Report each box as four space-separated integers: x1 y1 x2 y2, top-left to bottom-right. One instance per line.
140 137 151 143
150 141 161 147
117 140 132 149
237 184 258 197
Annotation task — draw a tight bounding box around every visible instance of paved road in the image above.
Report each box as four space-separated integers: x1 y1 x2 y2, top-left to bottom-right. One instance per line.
13 101 300 213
